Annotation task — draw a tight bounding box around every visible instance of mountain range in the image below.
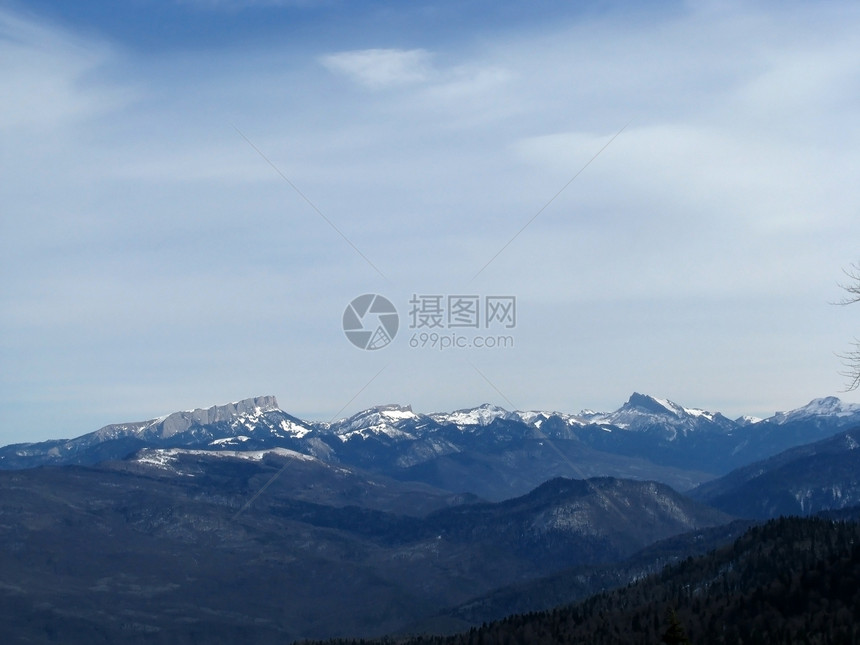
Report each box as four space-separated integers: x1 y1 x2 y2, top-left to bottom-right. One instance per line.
3 393 860 501
3 393 860 642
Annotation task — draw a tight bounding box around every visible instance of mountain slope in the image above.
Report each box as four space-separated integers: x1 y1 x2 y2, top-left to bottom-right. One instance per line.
336 515 860 645
412 477 732 577
690 426 860 518
0 457 732 643
432 519 756 629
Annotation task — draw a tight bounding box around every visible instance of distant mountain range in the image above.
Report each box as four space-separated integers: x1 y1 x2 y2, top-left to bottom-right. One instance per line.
3 393 859 500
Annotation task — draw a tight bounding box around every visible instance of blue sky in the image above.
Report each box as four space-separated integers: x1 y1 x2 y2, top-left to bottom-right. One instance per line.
1 0 859 444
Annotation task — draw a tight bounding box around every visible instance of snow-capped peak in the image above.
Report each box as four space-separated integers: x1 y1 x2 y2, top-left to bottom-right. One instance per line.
375 405 420 422
430 403 515 427
93 396 282 442
515 410 587 430
616 393 720 422
328 405 421 442
623 393 685 417
335 404 418 426
579 393 730 438
772 397 860 424
736 415 763 426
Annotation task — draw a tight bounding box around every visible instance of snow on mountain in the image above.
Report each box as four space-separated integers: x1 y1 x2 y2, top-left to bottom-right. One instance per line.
771 396 860 424
132 446 316 474
736 415 763 426
94 395 285 442
514 410 587 434
0 396 321 471
430 403 518 427
682 406 719 421
4 392 860 474
329 405 423 442
518 410 586 425
209 435 251 446
227 412 314 440
582 393 731 438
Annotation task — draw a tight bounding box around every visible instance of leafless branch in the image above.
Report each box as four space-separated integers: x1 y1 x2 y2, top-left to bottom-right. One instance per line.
835 262 860 390
836 263 860 305
837 341 860 392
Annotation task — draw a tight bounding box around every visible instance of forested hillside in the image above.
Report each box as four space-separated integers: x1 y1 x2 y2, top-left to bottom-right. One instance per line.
308 515 860 645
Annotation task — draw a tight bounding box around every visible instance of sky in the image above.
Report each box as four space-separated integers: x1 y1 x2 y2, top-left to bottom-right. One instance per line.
1 0 859 445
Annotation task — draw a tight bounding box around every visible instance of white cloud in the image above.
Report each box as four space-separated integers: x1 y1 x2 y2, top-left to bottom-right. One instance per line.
320 48 435 88
0 10 132 131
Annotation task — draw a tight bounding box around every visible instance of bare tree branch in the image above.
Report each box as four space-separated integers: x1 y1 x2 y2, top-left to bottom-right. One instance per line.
837 261 860 391
837 341 860 392
836 263 860 305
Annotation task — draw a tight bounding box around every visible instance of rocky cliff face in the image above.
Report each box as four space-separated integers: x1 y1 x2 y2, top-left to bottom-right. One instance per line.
156 396 280 438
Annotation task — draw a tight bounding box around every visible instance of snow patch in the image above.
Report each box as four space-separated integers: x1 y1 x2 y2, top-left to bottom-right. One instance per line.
774 397 860 424
432 404 513 427
134 447 315 470
209 436 250 445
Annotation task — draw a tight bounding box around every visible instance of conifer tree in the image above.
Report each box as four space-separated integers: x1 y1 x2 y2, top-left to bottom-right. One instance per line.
660 607 691 645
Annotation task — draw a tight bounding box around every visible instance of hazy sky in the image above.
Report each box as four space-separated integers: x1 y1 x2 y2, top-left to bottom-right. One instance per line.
2 0 859 445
